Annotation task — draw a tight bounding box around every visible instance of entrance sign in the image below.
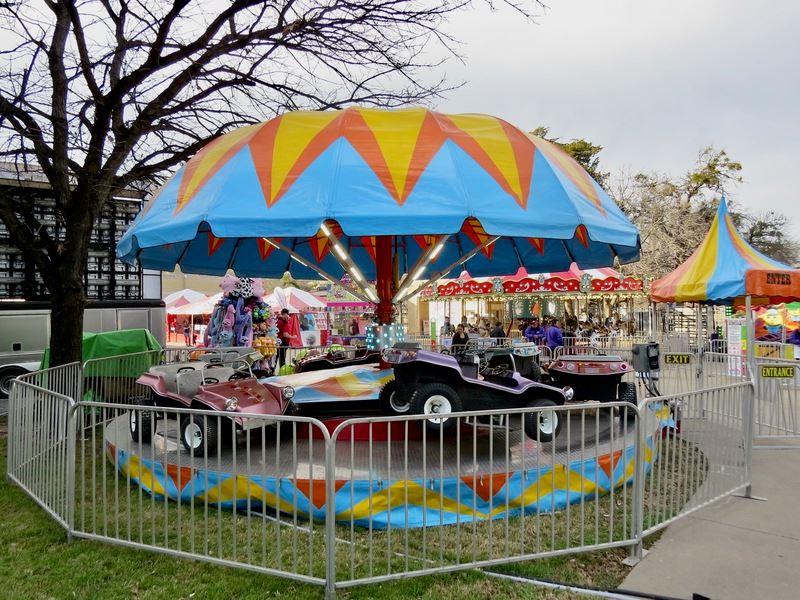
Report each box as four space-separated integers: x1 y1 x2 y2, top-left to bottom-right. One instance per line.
760 364 795 379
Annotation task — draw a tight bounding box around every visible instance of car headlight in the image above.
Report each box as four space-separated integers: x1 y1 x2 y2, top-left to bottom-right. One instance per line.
225 397 239 411
562 386 574 401
610 363 618 371
566 362 576 371
282 386 295 399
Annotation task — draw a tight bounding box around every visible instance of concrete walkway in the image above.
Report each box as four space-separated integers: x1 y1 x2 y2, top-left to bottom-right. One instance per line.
621 445 800 600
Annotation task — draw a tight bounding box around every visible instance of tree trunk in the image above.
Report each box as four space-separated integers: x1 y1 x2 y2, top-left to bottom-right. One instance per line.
46 196 95 368
47 254 87 368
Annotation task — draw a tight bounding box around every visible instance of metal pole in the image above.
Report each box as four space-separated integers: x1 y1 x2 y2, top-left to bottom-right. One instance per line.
66 403 77 543
696 302 705 390
627 406 646 564
743 294 755 498
324 431 337 599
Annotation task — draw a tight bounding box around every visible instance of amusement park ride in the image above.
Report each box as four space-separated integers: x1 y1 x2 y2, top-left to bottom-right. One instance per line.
113 107 659 527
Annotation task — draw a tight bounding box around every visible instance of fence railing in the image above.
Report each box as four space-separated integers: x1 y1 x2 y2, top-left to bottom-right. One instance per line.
752 356 799 441
638 383 751 537
72 401 331 586
326 404 643 589
4 353 759 597
6 380 75 529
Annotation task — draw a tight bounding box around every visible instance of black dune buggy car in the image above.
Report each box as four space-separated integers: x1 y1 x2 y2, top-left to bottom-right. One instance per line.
545 353 637 419
381 344 571 442
294 346 382 374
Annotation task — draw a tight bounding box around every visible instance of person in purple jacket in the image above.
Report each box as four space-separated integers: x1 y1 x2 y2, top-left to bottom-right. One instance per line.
545 318 564 350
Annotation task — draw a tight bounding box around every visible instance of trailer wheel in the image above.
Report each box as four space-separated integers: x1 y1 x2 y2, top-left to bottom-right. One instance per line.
410 383 462 434
524 399 562 443
0 366 28 400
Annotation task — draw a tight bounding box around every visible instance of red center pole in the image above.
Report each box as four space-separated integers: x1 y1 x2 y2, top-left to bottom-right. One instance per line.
375 235 395 324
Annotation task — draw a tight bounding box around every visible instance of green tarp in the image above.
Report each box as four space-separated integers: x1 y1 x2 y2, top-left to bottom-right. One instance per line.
41 329 163 377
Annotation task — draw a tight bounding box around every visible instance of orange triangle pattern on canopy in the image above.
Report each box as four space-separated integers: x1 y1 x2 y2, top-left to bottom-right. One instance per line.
650 199 800 304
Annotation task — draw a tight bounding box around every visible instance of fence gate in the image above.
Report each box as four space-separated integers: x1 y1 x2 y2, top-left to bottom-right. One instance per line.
753 358 800 443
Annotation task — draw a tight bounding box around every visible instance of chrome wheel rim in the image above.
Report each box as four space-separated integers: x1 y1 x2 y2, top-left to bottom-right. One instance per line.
423 394 452 424
184 422 203 449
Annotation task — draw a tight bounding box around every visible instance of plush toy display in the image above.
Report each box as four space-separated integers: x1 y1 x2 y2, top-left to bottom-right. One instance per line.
205 275 275 349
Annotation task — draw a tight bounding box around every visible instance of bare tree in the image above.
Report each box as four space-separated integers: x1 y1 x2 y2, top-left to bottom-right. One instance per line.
614 147 798 280
0 0 539 366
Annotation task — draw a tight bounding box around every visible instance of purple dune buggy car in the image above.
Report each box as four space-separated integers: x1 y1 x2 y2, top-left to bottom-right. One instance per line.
381 344 572 442
131 353 295 456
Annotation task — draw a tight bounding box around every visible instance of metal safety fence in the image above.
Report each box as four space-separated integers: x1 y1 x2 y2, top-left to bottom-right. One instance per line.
6 380 75 530
638 383 751 537
5 357 755 598
752 356 799 442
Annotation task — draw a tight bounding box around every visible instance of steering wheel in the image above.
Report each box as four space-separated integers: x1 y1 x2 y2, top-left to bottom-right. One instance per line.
176 366 196 373
229 371 250 381
203 377 219 384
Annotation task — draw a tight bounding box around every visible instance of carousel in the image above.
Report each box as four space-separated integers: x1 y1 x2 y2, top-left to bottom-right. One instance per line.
116 107 651 528
420 263 646 335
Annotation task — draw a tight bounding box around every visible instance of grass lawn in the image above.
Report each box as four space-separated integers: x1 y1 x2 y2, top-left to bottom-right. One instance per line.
0 414 689 600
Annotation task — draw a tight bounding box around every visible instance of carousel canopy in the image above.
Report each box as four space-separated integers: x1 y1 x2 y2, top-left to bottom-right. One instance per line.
650 199 800 304
118 108 640 294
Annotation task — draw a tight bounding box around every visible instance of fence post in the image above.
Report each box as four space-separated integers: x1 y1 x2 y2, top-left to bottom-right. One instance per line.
742 383 756 498
325 431 337 599
627 405 646 564
66 403 77 543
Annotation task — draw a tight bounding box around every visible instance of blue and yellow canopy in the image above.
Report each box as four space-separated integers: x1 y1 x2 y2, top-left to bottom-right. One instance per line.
650 199 800 303
118 107 640 280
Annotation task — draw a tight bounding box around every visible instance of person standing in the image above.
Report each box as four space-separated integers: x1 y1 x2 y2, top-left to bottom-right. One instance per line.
524 317 545 344
182 320 191 346
490 321 506 338
276 308 295 368
545 318 564 350
451 323 470 354
441 316 453 336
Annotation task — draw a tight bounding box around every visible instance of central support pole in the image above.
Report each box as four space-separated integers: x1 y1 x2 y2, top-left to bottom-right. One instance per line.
375 236 395 324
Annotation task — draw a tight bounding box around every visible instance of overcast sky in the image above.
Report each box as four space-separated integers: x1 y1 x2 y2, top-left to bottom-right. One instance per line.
432 0 800 239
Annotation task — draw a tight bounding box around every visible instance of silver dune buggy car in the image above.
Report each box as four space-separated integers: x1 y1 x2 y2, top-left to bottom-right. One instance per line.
545 353 637 419
130 351 295 456
381 344 572 442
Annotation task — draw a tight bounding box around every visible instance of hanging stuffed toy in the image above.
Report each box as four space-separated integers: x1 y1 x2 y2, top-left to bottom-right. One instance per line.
233 297 254 346
217 304 236 347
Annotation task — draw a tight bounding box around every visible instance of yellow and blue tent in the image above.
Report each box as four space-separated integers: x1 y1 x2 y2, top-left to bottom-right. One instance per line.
650 199 800 304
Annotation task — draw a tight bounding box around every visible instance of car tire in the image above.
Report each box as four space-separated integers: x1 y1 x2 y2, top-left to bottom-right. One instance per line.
0 366 28 400
528 361 543 382
410 382 462 434
129 395 155 444
618 382 638 422
379 379 410 415
180 413 219 457
524 398 561 443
